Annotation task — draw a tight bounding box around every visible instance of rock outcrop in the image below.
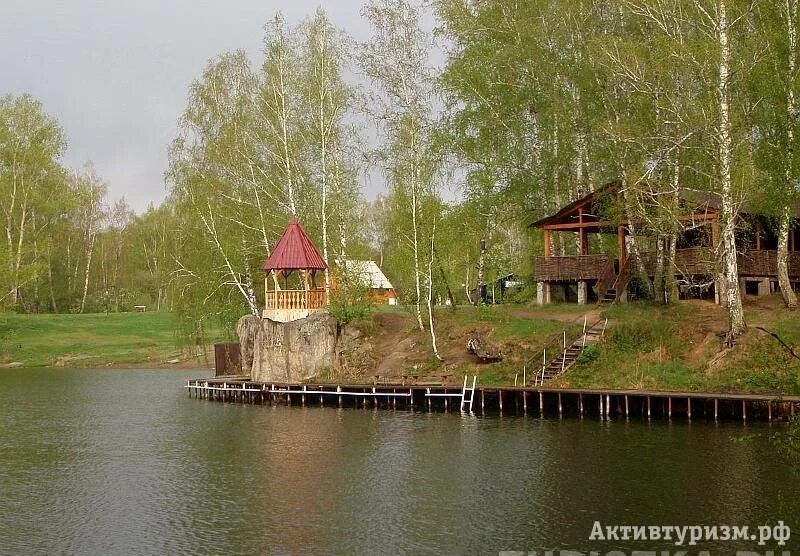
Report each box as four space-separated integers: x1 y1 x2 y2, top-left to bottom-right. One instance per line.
236 312 338 382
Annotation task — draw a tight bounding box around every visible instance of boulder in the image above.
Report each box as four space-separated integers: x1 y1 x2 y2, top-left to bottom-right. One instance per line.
237 312 338 382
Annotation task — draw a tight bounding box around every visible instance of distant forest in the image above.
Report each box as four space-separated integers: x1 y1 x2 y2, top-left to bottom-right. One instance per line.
2 0 799 342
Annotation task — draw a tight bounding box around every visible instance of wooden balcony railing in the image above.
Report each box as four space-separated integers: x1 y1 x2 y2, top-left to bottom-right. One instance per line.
535 248 800 282
533 254 612 282
265 289 327 311
737 250 800 277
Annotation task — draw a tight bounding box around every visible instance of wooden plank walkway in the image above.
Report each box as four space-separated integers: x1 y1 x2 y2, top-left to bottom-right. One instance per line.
186 377 800 423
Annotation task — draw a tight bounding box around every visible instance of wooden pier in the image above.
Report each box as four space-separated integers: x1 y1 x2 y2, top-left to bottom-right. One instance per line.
186 377 800 423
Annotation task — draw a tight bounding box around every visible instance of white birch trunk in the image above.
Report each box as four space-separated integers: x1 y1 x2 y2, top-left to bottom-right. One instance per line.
779 0 799 309
718 0 746 336
778 207 798 308
411 174 425 331
427 222 441 360
80 232 94 313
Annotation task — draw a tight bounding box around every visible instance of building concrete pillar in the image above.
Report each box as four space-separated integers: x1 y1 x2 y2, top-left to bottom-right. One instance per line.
577 280 587 305
758 278 770 296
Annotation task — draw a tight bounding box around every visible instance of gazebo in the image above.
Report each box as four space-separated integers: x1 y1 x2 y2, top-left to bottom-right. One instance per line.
262 217 328 322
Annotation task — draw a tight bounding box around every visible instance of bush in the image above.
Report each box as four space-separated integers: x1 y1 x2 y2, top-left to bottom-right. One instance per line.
328 266 375 326
576 344 599 365
505 281 537 304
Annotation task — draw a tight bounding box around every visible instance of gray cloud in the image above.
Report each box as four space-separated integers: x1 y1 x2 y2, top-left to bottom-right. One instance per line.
2 0 382 212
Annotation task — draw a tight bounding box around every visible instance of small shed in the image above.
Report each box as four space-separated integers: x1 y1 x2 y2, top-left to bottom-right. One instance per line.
341 260 398 305
262 217 328 322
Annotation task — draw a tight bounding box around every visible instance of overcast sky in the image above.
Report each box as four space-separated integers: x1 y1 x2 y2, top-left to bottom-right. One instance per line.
2 1 425 212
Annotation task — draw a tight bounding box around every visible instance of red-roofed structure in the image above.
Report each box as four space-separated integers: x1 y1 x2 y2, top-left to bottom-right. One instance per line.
262 217 328 322
263 217 327 271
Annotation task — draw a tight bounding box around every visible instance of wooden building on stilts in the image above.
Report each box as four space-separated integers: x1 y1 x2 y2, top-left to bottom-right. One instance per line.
531 182 800 305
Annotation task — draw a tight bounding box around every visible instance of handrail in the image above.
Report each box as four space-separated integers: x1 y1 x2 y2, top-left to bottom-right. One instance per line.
595 259 617 299
522 312 586 373
525 314 609 387
609 257 631 300
522 312 591 387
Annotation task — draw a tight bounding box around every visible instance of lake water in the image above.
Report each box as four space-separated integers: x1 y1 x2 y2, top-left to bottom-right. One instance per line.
0 368 797 555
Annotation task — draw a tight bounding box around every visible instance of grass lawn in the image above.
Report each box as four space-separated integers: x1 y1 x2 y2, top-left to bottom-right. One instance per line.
553 296 800 395
0 311 222 368
368 297 800 394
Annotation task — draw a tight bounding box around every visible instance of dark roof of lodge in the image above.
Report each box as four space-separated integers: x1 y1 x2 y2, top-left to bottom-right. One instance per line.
529 181 621 228
262 217 327 271
530 180 800 229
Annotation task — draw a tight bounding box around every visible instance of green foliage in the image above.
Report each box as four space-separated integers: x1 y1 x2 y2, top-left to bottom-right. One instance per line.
328 266 376 326
576 344 598 366
504 280 536 305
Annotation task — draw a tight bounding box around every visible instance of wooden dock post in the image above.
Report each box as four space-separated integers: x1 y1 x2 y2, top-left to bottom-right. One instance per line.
767 401 772 422
742 400 747 422
302 385 306 406
714 398 719 421
687 397 692 420
523 391 528 414
606 394 611 418
499 389 503 413
539 391 544 418
668 397 672 419
599 394 604 419
579 394 584 417
647 396 651 419
624 395 629 418
337 385 342 408
427 388 432 411
558 392 563 418
481 389 485 412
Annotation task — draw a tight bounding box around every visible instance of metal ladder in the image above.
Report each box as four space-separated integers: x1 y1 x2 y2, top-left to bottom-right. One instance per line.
460 375 477 412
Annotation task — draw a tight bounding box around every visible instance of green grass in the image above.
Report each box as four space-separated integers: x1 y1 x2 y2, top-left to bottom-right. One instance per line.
551 300 800 394
0 311 224 368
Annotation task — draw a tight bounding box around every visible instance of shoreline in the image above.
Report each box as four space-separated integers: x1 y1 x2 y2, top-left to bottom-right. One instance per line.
186 377 800 423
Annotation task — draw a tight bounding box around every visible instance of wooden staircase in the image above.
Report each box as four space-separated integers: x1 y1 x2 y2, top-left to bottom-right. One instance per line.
532 317 608 386
598 287 617 305
596 258 630 306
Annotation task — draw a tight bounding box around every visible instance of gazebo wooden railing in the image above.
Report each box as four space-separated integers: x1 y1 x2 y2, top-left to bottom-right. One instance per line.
264 289 327 311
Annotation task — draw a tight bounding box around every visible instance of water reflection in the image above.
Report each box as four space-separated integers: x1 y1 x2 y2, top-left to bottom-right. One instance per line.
0 368 797 555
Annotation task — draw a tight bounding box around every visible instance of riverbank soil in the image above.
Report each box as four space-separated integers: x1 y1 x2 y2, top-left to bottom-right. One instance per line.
4 294 798 395
333 295 800 395
0 312 222 368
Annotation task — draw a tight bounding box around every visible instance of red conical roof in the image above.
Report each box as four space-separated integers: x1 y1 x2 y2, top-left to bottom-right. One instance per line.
262 217 327 271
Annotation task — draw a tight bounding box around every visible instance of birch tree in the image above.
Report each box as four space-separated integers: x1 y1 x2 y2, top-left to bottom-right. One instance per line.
302 9 353 296
620 0 752 336
0 94 67 307
362 0 439 332
71 163 107 314
752 0 800 309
